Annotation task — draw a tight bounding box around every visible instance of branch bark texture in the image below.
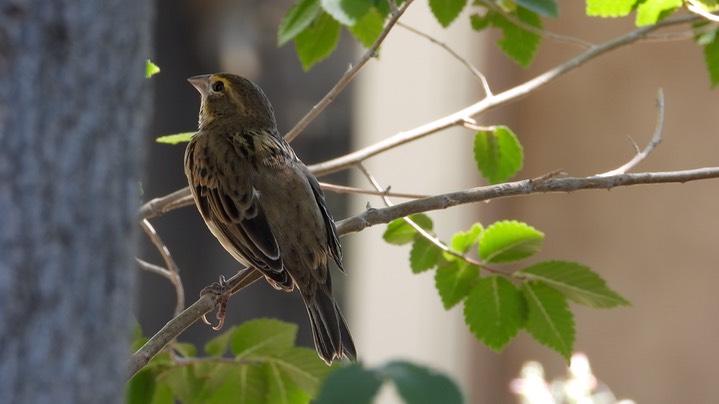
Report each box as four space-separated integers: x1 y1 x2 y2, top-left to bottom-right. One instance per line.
0 1 152 402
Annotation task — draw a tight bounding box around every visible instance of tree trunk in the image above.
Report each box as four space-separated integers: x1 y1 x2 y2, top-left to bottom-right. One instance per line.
0 1 152 402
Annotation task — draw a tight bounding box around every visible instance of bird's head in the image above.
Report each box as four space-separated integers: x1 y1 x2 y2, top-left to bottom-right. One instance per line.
188 73 277 130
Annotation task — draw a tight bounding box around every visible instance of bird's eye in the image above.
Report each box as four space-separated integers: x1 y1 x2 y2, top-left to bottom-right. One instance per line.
212 81 225 92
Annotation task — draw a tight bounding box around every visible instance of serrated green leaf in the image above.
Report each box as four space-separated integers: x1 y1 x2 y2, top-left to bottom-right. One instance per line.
383 214 433 245
515 0 559 17
265 361 311 404
517 261 630 308
322 0 372 26
272 348 335 396
635 0 681 26
429 0 468 27
231 319 297 358
479 220 544 263
348 8 385 48
473 126 523 184
701 27 719 88
156 132 194 145
315 363 383 404
295 11 341 70
278 0 322 46
491 8 542 67
205 364 267 404
522 281 574 361
586 0 636 17
435 261 480 309
463 276 526 351
159 367 208 404
145 60 160 78
381 361 464 404
450 223 484 254
410 237 443 273
204 326 237 357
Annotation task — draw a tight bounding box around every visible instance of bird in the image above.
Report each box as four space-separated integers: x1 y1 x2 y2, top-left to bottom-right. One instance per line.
184 73 356 365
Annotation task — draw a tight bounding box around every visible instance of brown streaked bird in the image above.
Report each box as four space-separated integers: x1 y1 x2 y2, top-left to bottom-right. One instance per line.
184 73 356 365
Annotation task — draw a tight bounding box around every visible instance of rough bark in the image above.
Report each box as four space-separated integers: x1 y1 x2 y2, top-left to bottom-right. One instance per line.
0 1 152 402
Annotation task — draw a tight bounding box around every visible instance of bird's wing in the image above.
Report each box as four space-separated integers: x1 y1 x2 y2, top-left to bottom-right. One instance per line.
304 166 344 272
185 132 286 280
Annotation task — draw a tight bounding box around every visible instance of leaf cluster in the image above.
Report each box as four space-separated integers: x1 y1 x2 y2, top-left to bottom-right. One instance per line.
127 319 335 404
384 216 630 361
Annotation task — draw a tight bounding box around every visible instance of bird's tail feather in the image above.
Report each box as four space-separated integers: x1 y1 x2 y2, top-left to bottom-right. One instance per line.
305 289 356 365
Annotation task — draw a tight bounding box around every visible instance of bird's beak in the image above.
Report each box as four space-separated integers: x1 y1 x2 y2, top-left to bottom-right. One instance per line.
188 75 211 98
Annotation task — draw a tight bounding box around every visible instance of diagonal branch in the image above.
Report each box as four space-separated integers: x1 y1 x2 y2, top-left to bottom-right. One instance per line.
335 167 719 236
308 14 698 177
283 0 415 143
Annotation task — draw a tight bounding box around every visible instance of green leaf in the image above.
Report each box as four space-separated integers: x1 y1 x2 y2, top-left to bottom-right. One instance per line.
272 348 335 396
278 0 322 46
204 364 267 404
126 368 156 404
700 27 719 88
265 361 311 404
348 8 386 48
295 11 341 70
635 0 681 26
515 0 559 17
435 261 480 309
231 319 297 358
586 0 636 17
315 363 383 404
517 261 630 308
463 276 526 351
321 0 372 26
491 8 542 67
429 0 468 27
473 126 523 184
156 132 194 145
381 361 464 404
145 60 160 78
470 13 491 32
478 220 544 263
450 223 483 254
173 342 197 358
204 326 237 357
410 237 443 273
522 281 574 361
383 214 433 245
160 367 208 404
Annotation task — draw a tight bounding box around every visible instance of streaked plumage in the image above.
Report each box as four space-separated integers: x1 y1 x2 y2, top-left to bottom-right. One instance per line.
184 73 356 364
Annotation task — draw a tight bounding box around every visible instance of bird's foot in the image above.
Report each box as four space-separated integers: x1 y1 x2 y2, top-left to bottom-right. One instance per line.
200 275 230 331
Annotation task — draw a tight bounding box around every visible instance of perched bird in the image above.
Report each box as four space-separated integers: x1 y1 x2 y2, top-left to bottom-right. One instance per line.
184 73 356 365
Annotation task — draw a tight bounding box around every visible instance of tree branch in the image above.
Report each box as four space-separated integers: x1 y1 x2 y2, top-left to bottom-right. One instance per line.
308 14 698 177
335 167 719 236
283 0 415 143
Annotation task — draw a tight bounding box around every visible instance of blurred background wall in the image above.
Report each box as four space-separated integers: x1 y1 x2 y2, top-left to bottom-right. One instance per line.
141 1 719 403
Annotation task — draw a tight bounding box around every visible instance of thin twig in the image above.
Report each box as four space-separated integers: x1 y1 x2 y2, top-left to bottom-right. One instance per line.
139 187 193 220
320 181 428 199
283 0 415 143
308 14 698 177
128 267 263 378
478 0 595 49
597 89 665 177
136 258 171 278
356 164 512 275
139 219 184 316
398 21 492 96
